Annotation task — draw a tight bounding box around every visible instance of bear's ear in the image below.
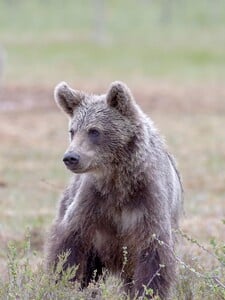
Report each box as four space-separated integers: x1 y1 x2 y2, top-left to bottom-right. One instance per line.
54 82 84 117
106 81 136 117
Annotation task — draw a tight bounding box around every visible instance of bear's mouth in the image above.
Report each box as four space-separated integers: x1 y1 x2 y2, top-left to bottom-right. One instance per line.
65 164 95 174
65 165 84 173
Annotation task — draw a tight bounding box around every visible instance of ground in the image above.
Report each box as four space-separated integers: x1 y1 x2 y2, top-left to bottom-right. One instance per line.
0 83 224 291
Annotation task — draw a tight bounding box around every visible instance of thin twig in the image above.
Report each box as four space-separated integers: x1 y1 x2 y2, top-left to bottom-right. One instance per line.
140 266 162 299
153 235 225 291
176 229 225 267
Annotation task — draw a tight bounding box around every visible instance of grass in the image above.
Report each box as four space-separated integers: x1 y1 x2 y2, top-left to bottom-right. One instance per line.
1 0 225 84
0 101 224 298
0 0 224 298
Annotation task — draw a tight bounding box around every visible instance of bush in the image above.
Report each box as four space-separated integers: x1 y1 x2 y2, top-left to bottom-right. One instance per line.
0 227 224 300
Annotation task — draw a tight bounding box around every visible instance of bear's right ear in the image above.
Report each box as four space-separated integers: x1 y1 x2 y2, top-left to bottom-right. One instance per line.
54 82 84 117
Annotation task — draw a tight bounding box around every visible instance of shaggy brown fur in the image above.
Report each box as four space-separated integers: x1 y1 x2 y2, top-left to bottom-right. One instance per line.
45 81 183 299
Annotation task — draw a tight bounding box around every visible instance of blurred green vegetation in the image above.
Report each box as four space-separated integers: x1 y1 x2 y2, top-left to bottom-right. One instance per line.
0 0 225 84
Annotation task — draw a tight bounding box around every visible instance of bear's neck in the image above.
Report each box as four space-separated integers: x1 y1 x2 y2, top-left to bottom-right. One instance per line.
92 123 162 206
93 154 149 207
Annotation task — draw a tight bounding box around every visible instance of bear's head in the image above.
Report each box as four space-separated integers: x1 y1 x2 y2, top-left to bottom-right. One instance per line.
54 81 141 174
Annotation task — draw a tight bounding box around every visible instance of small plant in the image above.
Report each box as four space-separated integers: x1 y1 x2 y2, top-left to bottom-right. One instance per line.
174 226 225 300
0 224 225 300
0 235 126 299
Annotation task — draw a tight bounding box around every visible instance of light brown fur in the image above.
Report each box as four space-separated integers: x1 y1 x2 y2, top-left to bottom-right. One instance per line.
45 81 183 299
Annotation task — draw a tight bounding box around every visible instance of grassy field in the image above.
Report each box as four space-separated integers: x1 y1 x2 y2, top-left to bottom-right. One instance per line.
0 0 225 299
0 91 224 299
1 0 225 84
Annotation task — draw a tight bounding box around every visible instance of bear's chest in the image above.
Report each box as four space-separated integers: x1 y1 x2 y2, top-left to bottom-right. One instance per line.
92 208 145 250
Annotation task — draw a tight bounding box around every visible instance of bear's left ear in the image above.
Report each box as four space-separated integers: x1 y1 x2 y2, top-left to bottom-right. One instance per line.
106 81 136 117
54 81 84 118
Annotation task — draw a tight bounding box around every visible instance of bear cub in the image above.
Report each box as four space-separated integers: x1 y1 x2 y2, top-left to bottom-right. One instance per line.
45 81 183 299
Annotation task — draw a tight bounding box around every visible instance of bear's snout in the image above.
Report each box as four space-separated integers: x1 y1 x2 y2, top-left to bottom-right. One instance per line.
63 152 80 169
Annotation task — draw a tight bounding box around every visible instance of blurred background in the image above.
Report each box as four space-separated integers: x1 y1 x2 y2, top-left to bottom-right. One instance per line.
1 0 225 85
0 0 224 290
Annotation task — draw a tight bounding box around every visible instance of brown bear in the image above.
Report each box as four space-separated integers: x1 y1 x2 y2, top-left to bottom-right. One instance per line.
45 81 183 299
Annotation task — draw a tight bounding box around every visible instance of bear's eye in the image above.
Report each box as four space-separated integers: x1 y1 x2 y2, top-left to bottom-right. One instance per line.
69 129 75 139
88 128 100 138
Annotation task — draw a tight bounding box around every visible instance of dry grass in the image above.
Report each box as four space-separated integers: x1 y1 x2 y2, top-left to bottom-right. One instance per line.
0 83 224 298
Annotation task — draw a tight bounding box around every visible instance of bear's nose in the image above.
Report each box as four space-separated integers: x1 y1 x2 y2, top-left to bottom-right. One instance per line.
63 152 80 167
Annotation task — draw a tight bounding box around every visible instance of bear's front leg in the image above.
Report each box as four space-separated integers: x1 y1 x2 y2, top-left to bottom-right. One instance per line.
133 242 175 299
46 223 104 287
45 222 86 281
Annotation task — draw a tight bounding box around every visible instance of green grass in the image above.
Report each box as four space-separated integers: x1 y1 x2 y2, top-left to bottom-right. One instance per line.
1 0 225 84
